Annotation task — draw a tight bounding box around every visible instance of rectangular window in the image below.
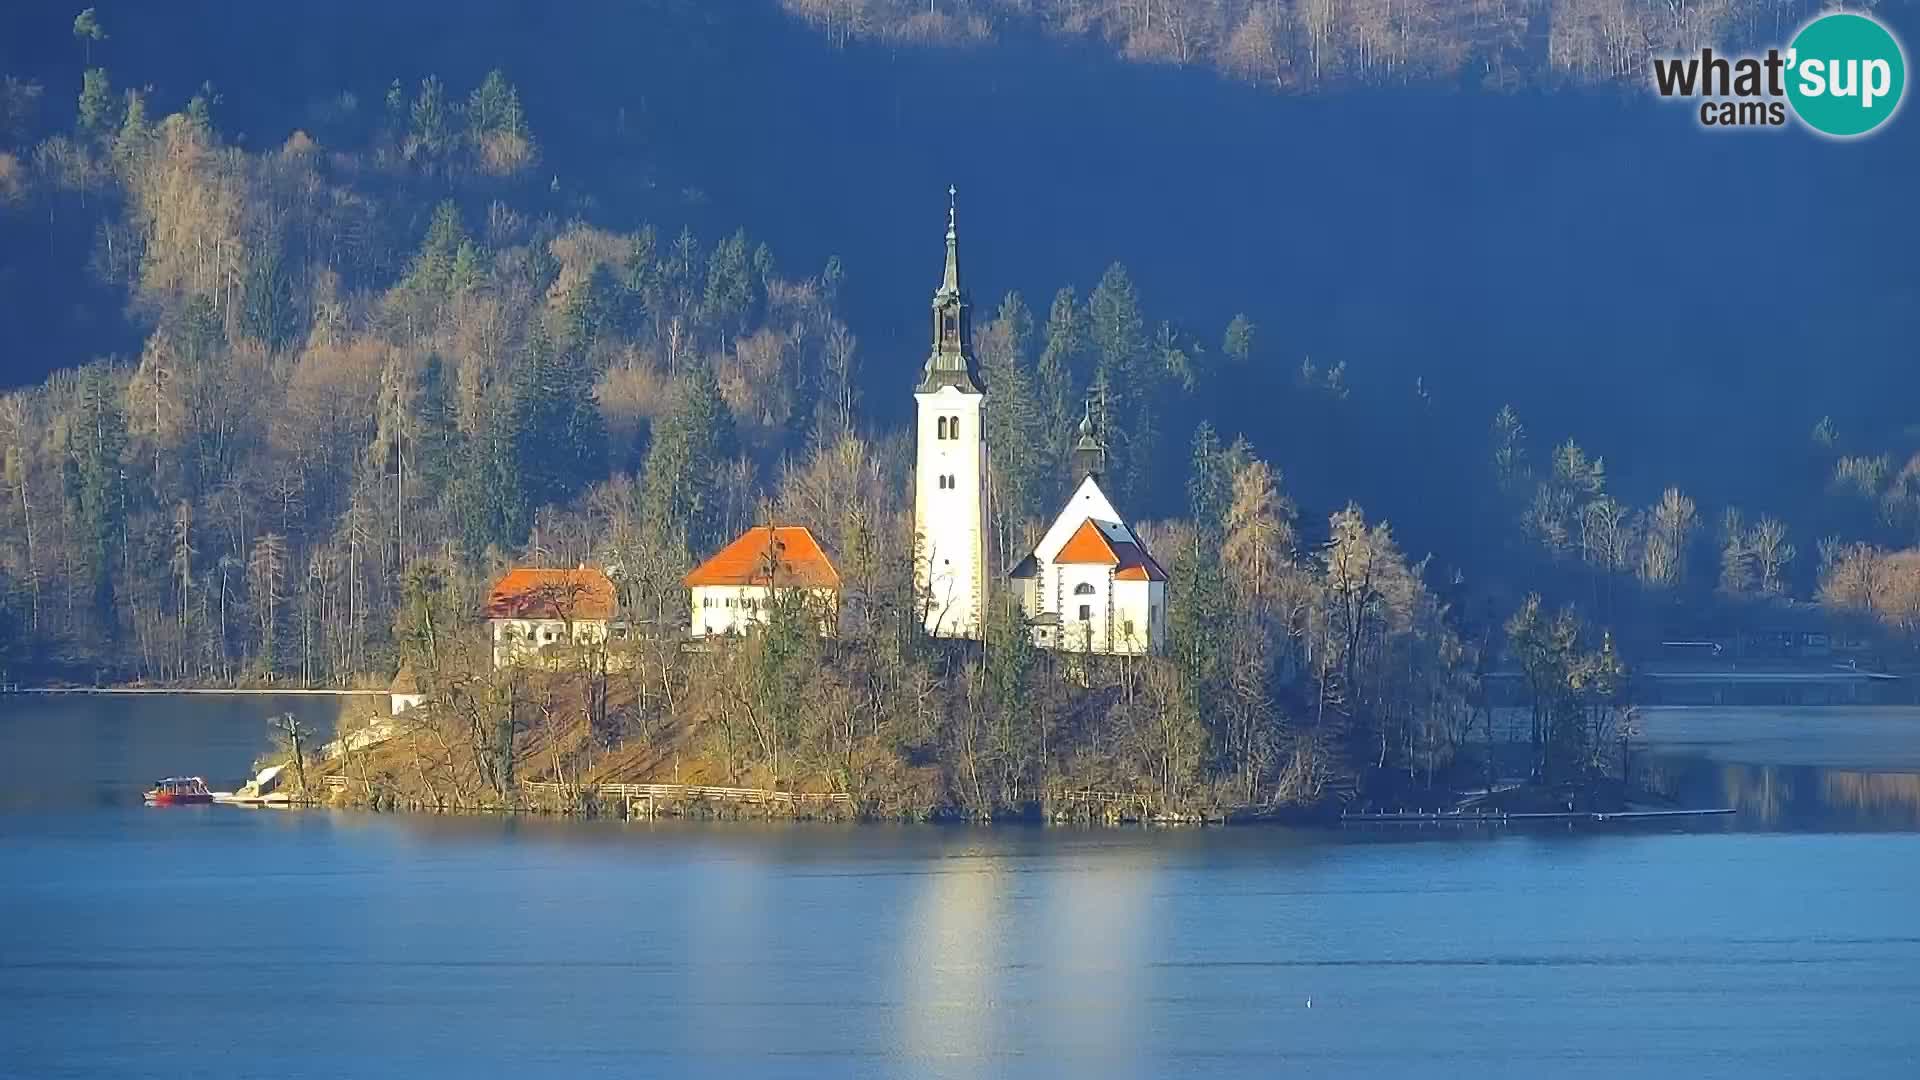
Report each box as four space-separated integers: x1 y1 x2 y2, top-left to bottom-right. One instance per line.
1078 604 1091 621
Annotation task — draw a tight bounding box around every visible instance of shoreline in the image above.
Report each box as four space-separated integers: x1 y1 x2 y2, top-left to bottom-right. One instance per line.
4 687 387 696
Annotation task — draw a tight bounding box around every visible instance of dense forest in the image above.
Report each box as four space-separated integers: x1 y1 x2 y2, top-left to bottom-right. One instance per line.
1 4 1917 815
782 0 1834 87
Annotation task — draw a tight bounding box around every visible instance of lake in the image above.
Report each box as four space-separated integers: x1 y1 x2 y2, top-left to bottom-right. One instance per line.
3 696 1919 1078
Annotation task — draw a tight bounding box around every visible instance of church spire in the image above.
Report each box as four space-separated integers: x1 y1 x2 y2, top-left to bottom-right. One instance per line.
919 184 982 394
940 184 960 296
1071 396 1106 482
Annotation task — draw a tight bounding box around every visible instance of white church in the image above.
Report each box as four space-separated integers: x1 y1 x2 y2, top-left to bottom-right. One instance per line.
913 191 1167 655
1008 412 1167 655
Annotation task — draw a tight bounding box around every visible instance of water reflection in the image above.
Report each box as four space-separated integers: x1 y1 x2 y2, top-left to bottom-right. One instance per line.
894 835 1163 1076
0 694 342 808
900 843 1006 1075
1032 844 1157 1080
1644 754 1920 830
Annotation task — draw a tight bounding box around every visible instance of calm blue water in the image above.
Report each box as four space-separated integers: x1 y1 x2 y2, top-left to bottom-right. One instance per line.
4 696 1919 1078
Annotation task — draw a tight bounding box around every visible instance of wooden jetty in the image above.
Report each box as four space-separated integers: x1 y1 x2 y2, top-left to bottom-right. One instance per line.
318 775 853 817
1341 807 1736 824
519 779 853 818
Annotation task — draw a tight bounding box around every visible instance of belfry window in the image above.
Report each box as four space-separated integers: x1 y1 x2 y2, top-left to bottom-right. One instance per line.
937 417 948 440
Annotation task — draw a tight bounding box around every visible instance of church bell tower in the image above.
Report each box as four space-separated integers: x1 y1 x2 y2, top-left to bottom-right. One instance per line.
914 187 987 640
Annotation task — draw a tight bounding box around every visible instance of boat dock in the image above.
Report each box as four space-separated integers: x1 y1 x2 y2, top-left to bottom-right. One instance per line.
1342 807 1736 824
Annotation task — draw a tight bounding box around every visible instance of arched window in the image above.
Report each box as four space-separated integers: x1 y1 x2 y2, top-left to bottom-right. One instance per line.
1072 583 1096 595
948 415 961 439
936 417 948 440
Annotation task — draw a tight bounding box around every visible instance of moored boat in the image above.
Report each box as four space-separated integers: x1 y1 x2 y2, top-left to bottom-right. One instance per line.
145 777 214 805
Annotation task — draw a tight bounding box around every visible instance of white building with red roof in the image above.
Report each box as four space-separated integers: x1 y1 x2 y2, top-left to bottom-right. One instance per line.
1009 422 1167 655
683 526 842 638
485 566 622 669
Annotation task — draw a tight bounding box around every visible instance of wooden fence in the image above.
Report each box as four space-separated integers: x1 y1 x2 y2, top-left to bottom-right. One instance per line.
519 779 852 811
317 774 850 814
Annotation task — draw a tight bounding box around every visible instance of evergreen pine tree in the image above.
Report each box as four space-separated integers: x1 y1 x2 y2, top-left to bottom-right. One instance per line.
512 322 608 508
980 291 1042 566
413 354 458 492
1223 313 1255 367
76 68 116 138
1168 530 1229 740
63 366 128 635
640 358 737 558
1086 263 1151 507
702 228 753 341
1188 422 1231 544
405 200 469 297
1035 286 1083 488
450 418 526 558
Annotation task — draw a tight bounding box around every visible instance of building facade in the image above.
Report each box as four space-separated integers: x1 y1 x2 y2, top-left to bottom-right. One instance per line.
1009 417 1167 655
485 567 622 669
684 525 842 638
913 188 989 641
389 663 427 715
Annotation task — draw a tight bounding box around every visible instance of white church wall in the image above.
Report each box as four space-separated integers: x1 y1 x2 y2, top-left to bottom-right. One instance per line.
914 384 986 639
1108 580 1162 656
1016 556 1166 656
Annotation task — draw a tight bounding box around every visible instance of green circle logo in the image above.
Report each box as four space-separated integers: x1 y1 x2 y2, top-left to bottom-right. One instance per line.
1786 13 1906 137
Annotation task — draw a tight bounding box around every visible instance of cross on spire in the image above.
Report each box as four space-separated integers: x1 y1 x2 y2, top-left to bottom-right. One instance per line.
940 185 960 295
919 184 981 394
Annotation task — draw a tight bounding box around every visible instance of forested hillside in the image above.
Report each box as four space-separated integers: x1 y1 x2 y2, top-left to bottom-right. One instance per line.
2 3 1918 815
781 0 1832 87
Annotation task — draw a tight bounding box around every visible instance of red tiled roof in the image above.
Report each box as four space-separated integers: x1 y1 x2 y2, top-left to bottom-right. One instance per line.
1113 540 1167 581
485 568 618 620
1056 519 1119 564
683 526 841 589
1055 519 1165 581
1113 541 1167 584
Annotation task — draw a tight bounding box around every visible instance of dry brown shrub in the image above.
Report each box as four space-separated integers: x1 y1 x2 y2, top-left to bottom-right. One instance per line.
477 130 536 177
597 355 673 455
0 152 25 205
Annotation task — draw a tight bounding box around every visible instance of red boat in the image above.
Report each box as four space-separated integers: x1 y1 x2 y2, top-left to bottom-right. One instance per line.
145 777 214 805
